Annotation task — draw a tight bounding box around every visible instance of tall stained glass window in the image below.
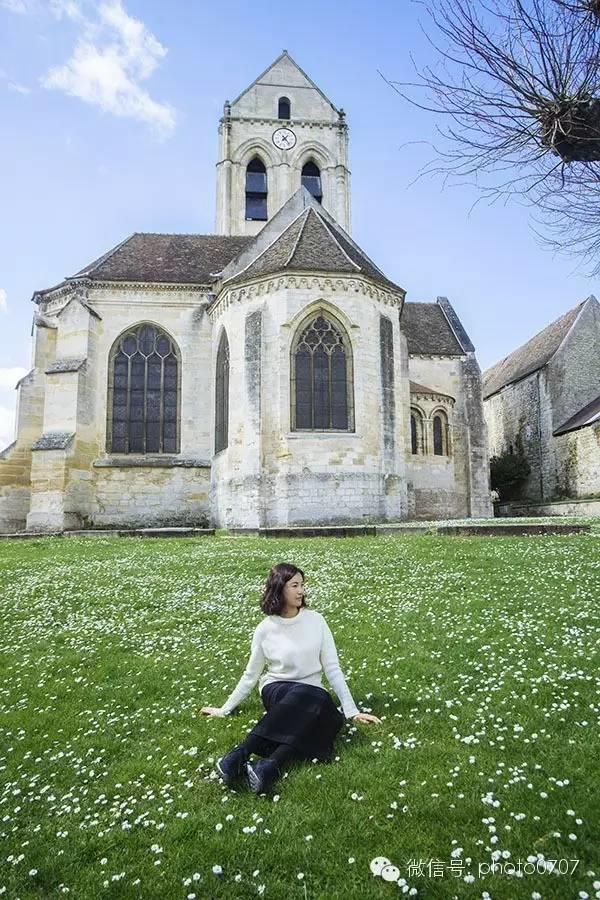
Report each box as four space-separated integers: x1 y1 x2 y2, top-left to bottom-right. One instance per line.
215 330 230 453
292 313 353 431
108 324 179 454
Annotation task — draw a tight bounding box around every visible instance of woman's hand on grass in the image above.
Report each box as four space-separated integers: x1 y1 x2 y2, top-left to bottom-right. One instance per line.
200 706 225 717
352 712 381 724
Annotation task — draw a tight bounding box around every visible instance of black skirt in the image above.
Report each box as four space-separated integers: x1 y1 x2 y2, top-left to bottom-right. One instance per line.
246 681 346 762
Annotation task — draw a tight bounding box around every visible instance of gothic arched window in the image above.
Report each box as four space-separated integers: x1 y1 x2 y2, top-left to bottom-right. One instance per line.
291 312 353 431
245 157 268 221
301 161 322 203
410 409 424 455
278 97 291 119
433 411 449 456
108 323 179 454
215 330 230 453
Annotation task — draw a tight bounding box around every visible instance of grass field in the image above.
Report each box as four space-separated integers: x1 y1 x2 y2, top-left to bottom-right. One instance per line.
0 533 599 899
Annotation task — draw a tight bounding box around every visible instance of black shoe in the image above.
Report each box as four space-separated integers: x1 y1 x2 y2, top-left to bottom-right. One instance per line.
246 758 280 794
215 747 248 787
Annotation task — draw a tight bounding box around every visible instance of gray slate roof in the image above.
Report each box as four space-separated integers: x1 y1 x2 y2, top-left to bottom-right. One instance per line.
74 233 252 285
218 188 404 293
410 380 455 400
483 302 585 400
554 393 600 435
226 208 364 285
31 432 75 451
401 302 465 356
45 357 86 374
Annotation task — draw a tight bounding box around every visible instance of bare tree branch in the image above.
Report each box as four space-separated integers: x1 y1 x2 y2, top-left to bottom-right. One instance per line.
384 0 600 273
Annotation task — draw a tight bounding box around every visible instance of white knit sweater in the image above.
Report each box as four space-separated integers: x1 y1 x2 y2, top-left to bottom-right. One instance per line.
216 607 360 719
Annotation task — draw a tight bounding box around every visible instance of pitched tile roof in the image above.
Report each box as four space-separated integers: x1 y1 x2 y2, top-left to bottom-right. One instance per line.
226 208 362 284
73 233 252 285
483 302 585 400
554 393 600 435
401 302 465 356
218 188 404 293
410 380 455 400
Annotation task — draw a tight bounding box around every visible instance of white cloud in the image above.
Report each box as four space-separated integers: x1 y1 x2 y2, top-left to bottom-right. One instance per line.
0 0 32 13
0 289 7 312
42 0 175 136
49 0 83 21
0 0 82 16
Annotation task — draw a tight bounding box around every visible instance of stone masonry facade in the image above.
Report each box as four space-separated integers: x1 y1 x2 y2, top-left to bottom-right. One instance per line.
0 52 492 532
484 296 600 502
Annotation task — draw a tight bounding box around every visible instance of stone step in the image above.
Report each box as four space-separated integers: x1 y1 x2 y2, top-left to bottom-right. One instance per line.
63 528 215 538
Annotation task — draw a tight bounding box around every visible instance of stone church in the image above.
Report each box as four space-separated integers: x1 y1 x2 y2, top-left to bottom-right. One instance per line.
0 51 491 532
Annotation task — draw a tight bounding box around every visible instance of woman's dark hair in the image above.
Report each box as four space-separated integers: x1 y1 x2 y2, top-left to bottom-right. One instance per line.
260 562 307 615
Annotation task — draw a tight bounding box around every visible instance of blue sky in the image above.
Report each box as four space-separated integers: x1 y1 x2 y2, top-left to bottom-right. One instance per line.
0 0 597 448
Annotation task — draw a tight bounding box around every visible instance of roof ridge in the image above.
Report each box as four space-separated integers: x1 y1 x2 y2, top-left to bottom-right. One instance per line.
311 212 361 271
436 297 474 354
230 50 339 112
73 233 136 278
284 208 311 266
128 232 250 239
318 214 386 277
552 297 592 361
220 208 308 285
484 300 586 380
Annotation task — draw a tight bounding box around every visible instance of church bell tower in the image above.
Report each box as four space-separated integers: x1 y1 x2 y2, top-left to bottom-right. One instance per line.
215 51 351 236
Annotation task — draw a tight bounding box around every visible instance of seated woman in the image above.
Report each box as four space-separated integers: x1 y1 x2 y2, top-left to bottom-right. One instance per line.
201 562 381 794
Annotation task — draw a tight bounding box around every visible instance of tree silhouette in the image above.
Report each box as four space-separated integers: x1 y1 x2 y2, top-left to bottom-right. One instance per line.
384 0 600 272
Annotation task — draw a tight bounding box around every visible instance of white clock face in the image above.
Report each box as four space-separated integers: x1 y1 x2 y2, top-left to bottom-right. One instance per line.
272 127 296 150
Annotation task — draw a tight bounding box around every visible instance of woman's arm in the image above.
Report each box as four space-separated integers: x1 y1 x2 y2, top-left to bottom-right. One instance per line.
214 626 266 716
320 618 360 720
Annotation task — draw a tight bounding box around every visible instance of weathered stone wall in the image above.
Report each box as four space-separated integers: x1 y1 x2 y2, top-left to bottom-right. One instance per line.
546 423 600 499
484 372 544 500
93 464 210 528
209 275 407 527
547 298 600 432
18 284 215 531
0 325 48 531
504 497 600 517
461 353 493 517
406 354 491 518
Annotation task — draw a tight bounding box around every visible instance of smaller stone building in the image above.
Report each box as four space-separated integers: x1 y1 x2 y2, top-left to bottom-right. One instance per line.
483 296 600 501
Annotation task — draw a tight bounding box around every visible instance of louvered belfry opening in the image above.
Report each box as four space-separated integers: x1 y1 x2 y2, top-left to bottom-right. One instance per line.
245 157 268 220
108 324 179 454
301 161 322 203
292 313 353 431
215 330 230 453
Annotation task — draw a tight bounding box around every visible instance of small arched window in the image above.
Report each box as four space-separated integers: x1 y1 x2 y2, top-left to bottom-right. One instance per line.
108 323 179 454
292 312 353 431
245 157 268 221
215 331 230 453
433 412 449 456
301 161 322 204
278 97 291 119
410 410 424 455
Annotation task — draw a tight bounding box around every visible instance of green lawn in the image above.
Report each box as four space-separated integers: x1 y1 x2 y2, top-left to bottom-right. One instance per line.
0 534 599 899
